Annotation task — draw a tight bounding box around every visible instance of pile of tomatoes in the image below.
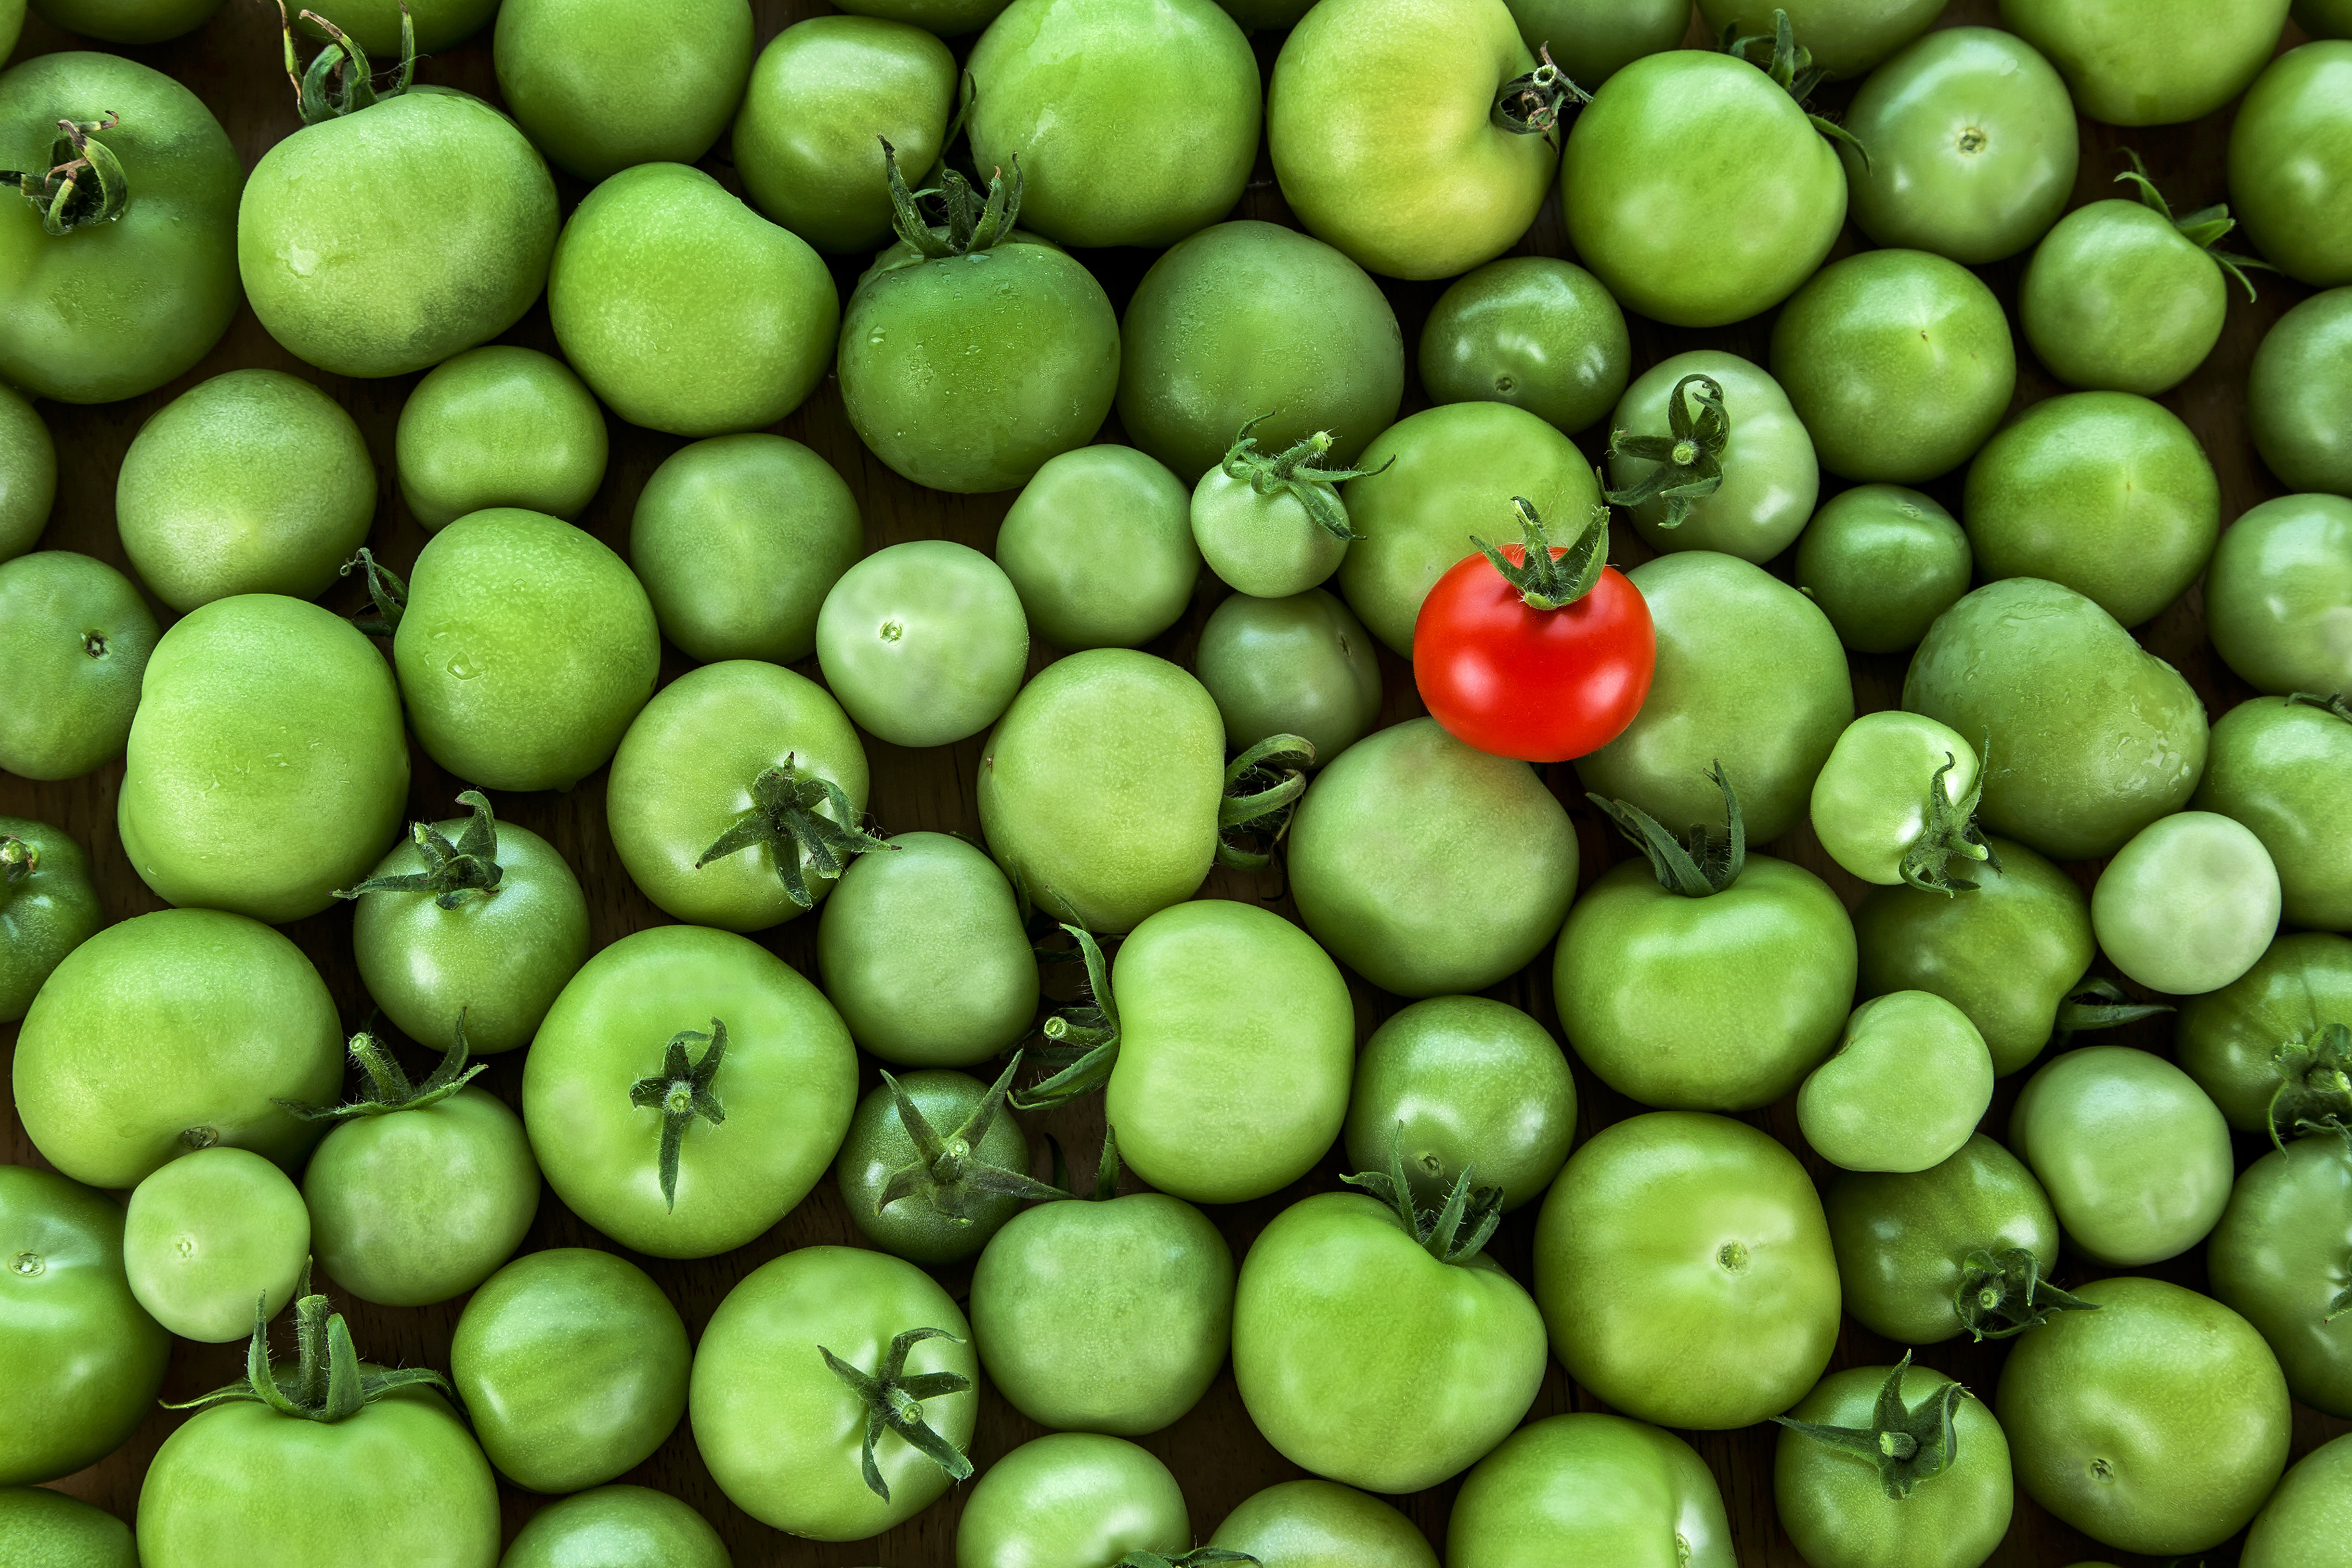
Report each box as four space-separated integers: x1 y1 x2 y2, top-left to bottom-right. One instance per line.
3 0 2351 1563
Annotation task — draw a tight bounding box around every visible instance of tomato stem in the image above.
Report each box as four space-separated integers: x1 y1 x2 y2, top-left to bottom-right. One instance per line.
695 756 894 911
624 1019 730 1212
2262 1022 2352 1154
1895 742 2003 898
278 1016 489 1123
1605 374 1729 532
336 789 505 908
165 1262 455 1424
1013 925 1121 1110
1217 733 1315 868
1215 418 1389 544
882 137 1020 260
817 1326 975 1501
1492 45 1587 144
1950 1247 2099 1341
0 114 128 236
1589 762 1746 897
2114 148 2276 303
275 0 415 125
1340 1126 1502 1265
874 1052 1067 1223
1470 495 1607 611
1770 1352 1968 1501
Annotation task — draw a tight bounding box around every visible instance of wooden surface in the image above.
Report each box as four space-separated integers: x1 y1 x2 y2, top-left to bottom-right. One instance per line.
4 0 2345 1562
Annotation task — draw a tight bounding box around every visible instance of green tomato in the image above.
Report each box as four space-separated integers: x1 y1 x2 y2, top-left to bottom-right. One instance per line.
2244 1433 2352 1568
1771 249 2015 484
1996 1275 2290 1555
451 1249 690 1494
240 87 556 379
495 0 753 182
1448 1413 1733 1568
1190 451 1354 599
1799 992 1994 1174
1563 48 1843 327
2207 1135 2352 1418
122 594 407 922
503 1486 728 1568
1999 0 2290 123
0 552 156 781
2204 495 2352 696
734 17 956 254
977 649 1224 934
1824 1133 2066 1344
0 1166 170 1486
969 0 1259 250
2021 198 2238 396
1903 577 2208 861
958 1433 1187 1568
1291 718 1579 996
1343 995 1575 1212
831 0 1008 33
1210 1478 1434 1568
123 1146 308 1344
0 1486 135 1568
396 507 660 793
549 162 837 437
629 433 860 666
1773 1362 2013 1568
296 0 498 54
1609 350 1820 560
2229 42 2352 288
2092 811 2281 994
0 53 241 403
1233 1188 1547 1492
1500 0 1691 87
1196 589 1381 765
28 0 217 41
1808 711 1984 886
524 924 858 1259
996 446 1200 651
1118 220 1403 485
1419 256 1630 437
2009 1045 2234 1265
817 832 1038 1069
0 383 54 562
836 1069 1036 1264
690 1245 977 1540
2173 931 2352 1135
0 817 102 1023
1839 26 2079 264
2250 287 2352 497
1696 0 1940 76
817 540 1028 748
1792 486 1970 655
1575 551 1852 844
0 0 15 60
1338 401 1603 657
395 347 608 533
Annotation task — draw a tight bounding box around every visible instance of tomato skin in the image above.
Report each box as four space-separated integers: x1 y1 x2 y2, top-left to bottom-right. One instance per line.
396 347 609 533
1414 546 1654 763
0 552 157 783
297 0 496 54
996 447 1200 651
2090 811 2281 995
0 1486 135 1567
957 1434 1189 1568
1447 1413 1733 1568
816 540 1029 749
1210 1478 1436 1567
2227 42 2352 288
1197 589 1383 765
1418 256 1632 436
495 0 753 183
1999 0 2291 125
0 815 102 1024
2248 287 2352 497
2203 495 2352 698
2173 932 2352 1132
123 1146 309 1343
1808 712 1982 886
1774 1364 2013 1568
503 1487 728 1568
29 0 218 41
2021 200 2231 396
2207 1135 2352 1418
2244 1435 2352 1568
2009 1046 2233 1267
1798 992 1994 1175
1824 1133 2064 1344
0 383 54 562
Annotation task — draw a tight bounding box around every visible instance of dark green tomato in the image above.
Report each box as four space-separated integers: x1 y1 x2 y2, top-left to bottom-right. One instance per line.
1996 1276 2290 1556
815 540 1029 748
1824 1133 2065 1344
396 347 609 532
0 1486 135 1568
1774 1364 2013 1568
1338 401 1603 657
0 53 240 403
495 0 753 182
1534 1112 1840 1429
2205 494 2352 696
2009 1046 2233 1267
1798 992 1994 1174
1233 1190 1547 1492
549 163 836 438
1344 995 1575 1212
2021 200 2233 396
1419 257 1631 435
1999 0 2290 124
240 88 556 379
817 832 1039 1069
396 507 661 793
1501 0 1691 88
1289 718 1579 996
451 1249 690 1494
2244 1434 2352 1568
121 595 408 923
1696 0 1941 76
1449 1414 1733 1568
2207 1135 2352 1417
122 1146 309 1344
977 650 1225 934
0 552 155 781
1210 1478 1435 1568
1575 551 1852 844
28 0 217 42
735 17 955 254
0 817 101 1024
832 0 1008 31
1556 857 1855 1112
297 0 499 54
996 445 1200 651
1840 26 2078 265
1772 249 2015 484
1117 220 1404 485
2249 287 2352 497
2173 931 2352 1134
1196 589 1382 763
1609 351 1819 560
1794 486 1970 653
1563 48 1843 327
2230 42 2352 288
1269 0 1553 281
629 433 860 666
2194 697 2352 931
958 1434 1188 1568
0 1166 169 1486
503 1486 728 1568
971 1188 1233 1436
0 383 54 561
1903 578 2208 861
836 1069 1034 1264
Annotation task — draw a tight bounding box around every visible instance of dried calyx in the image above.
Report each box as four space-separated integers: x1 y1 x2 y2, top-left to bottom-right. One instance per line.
1494 44 1588 142
1 114 127 235
276 0 416 125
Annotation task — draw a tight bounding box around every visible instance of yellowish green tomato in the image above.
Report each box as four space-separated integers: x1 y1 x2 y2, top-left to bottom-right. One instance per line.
1195 588 1381 764
1797 992 1994 1174
0 817 102 1024
2009 1044 2233 1266
0 383 53 562
2092 811 2281 996
395 347 607 532
2249 287 2352 496
123 1146 309 1343
1500 0 1690 87
1344 995 1574 1212
0 551 157 781
2242 1432 2352 1568
1808 710 1986 888
503 1487 729 1568
958 1435 1188 1568
1418 256 1631 435
1191 438 1353 599
2204 495 2352 696
1211 1478 1435 1568
495 0 754 183
817 540 1028 749
0 1486 135 1568
996 446 1198 652
1607 351 1818 562
1793 485 1970 654
1999 0 2292 124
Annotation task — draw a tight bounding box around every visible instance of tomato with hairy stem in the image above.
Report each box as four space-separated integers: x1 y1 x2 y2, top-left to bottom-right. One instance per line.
0 552 156 782
2196 697 2352 932
0 384 53 561
1196 589 1383 765
2010 1046 2234 1266
836 1064 1054 1264
495 0 753 182
1344 996 1575 1213
2207 1135 2352 1418
396 347 608 532
2203 495 2352 697
958 1434 1189 1567
1419 257 1631 435
1808 712 1993 891
2171 931 2352 1136
1192 424 1380 599
0 818 100 1024
504 1488 728 1568
2228 42 2352 288
123 1146 309 1343
817 540 1029 749
996 446 1200 651
1212 1478 1435 1568
1798 993 1994 1174
1449 1414 1734 1568
1605 351 1818 564
1999 0 2290 124
2092 811 2280 995
2249 287 2352 497
1773 1360 2015 1568
2243 1434 2352 1568
1794 487 1970 655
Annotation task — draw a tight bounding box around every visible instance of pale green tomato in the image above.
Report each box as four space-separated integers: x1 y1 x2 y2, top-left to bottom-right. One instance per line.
958 1434 1188 1567
2009 1045 2233 1266
817 541 1028 749
1808 712 1984 886
1796 992 1994 1174
996 445 1200 652
503 1487 728 1568
2092 812 2282 996
1194 589 1382 764
1191 459 1349 599
396 347 607 532
123 1146 309 1344
1608 350 1818 563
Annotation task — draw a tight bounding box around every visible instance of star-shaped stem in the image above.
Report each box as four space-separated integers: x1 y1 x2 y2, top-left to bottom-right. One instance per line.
1898 740 2003 897
817 1326 974 1500
882 137 1019 259
1342 1126 1503 1265
628 1020 730 1212
1215 416 1393 543
874 1053 1069 1223
0 112 127 235
276 0 414 124
2267 1022 2352 1153
1953 1247 2099 1341
1606 374 1731 531
1492 44 1589 143
336 791 505 909
1470 495 1610 611
1774 1353 1968 1500
696 757 893 910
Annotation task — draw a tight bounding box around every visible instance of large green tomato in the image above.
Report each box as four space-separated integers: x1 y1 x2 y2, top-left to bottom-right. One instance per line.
522 925 858 1259
495 0 752 181
1575 551 1852 845
0 383 53 561
1563 48 1843 327
1196 589 1383 765
1996 1276 2290 1555
0 53 241 403
395 347 608 532
1448 1415 1733 1568
0 1166 170 1486
1269 0 1553 280
1904 578 2208 860
2090 810 2281 994
2204 495 2352 697
0 551 156 781
0 1486 135 1568
1695 0 1941 77
0 817 102 1023
836 1068 1038 1264
549 162 836 437
2249 287 2352 497
2009 1046 2233 1267
2229 42 2352 287
1798 992 1994 1175
396 507 660 793
1419 256 1631 436
1773 1362 2014 1568
996 446 1199 651
1210 1478 1435 1568
1793 486 1971 655
121 594 407 923
2244 1434 2352 1568
1535 1112 1840 1429
123 1146 309 1343
2207 1135 2352 1418
28 0 218 42
957 1434 1188 1568
2174 931 2352 1135
815 540 1028 748
1289 718 1579 996
2021 194 2242 396
1343 995 1575 1212
1999 0 2291 123
503 1487 728 1568
1607 351 1818 561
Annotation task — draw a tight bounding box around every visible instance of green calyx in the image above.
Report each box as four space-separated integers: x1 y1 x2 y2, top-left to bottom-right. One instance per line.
1 113 128 236
1589 761 1747 898
1472 495 1610 612
817 1326 975 1502
1342 1127 1502 1265
1953 1246 2098 1341
2049 977 2174 1048
2289 690 2352 725
875 1052 1067 1224
340 548 408 637
167 1263 453 1424
1772 1352 1966 1501
1217 733 1317 869
0 833 35 897
1493 44 1589 142
629 1019 729 1213
1121 1553 1260 1568
1606 375 1729 532
1217 416 1391 544
1721 9 1868 164
1014 925 1120 1111
2116 149 2273 303
279 1017 487 1125
277 1 415 125
883 137 1020 260
696 757 894 911
2266 1022 2352 1153
337 790 505 908
1899 742 2002 897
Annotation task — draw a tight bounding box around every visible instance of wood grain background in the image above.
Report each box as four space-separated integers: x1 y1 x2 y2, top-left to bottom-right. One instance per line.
3 0 2344 1561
